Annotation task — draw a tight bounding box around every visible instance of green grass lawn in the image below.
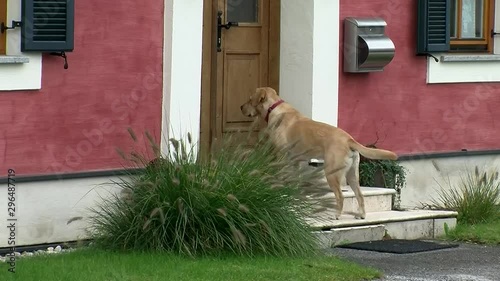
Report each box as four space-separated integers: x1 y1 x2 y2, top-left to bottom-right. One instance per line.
0 249 381 281
444 219 500 245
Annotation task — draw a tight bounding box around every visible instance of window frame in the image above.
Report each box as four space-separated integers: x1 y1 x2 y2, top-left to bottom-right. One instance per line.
416 0 497 55
0 0 75 55
449 0 495 52
0 0 7 55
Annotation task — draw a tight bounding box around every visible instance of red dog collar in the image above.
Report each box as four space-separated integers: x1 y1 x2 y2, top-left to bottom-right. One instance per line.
265 100 284 122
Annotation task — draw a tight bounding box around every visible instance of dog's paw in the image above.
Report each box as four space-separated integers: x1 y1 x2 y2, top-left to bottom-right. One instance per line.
328 215 339 221
354 213 366 220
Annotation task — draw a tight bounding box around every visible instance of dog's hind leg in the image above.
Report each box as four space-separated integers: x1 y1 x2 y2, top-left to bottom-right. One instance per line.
324 166 346 220
346 152 366 219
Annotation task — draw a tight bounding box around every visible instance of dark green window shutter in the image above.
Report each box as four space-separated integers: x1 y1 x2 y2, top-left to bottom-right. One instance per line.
21 0 74 52
417 0 450 54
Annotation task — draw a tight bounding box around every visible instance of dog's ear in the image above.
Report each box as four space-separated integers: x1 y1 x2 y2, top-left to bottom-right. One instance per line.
251 88 267 106
257 88 267 103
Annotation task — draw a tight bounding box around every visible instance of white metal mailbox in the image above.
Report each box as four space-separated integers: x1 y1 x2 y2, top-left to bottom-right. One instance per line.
343 17 395 73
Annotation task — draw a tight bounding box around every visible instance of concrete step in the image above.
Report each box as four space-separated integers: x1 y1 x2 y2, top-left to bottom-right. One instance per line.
308 209 458 248
307 186 396 213
314 224 386 248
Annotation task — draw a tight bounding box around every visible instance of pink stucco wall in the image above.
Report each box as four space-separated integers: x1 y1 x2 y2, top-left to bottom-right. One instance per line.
339 0 500 155
0 0 164 176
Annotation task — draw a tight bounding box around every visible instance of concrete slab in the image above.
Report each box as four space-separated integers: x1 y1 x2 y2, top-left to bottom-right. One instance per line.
306 210 458 230
384 219 434 240
313 224 385 248
434 218 458 238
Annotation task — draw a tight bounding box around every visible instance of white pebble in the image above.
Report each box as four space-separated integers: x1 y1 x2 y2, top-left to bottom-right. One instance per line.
14 252 21 256
55 245 62 252
47 247 54 252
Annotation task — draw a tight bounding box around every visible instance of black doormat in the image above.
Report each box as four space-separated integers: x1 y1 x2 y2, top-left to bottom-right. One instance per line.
337 239 459 254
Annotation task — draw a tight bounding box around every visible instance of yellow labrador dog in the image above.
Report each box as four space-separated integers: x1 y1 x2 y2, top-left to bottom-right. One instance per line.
240 87 398 219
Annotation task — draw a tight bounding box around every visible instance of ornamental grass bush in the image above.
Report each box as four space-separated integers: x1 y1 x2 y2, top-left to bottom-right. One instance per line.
425 166 500 225
88 128 328 257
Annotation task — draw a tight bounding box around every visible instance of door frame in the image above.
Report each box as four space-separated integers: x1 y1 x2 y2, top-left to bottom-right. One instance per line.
199 0 280 158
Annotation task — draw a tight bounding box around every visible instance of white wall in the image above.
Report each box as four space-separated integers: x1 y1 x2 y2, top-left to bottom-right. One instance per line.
280 0 339 126
162 0 204 154
0 0 42 91
400 155 500 208
311 0 339 125
279 0 314 118
0 176 123 247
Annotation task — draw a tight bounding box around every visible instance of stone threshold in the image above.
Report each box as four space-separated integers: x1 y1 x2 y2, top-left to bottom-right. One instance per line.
307 209 458 230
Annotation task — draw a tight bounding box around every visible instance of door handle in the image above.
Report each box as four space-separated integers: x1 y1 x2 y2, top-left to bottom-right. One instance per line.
217 11 239 52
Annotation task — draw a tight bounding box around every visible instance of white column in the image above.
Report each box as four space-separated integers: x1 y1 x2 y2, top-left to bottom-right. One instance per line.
279 0 339 126
162 0 204 154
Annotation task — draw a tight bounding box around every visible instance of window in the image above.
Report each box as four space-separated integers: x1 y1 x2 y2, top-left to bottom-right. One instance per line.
0 0 6 55
0 0 74 55
416 0 495 54
450 0 493 51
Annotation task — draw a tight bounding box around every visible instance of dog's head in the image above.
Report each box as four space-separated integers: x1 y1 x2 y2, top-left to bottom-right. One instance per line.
240 87 279 118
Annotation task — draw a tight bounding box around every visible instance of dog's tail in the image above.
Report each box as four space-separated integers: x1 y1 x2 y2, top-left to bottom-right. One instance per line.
348 139 398 160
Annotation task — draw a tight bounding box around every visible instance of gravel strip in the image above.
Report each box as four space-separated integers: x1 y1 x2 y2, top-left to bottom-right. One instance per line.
0 245 78 262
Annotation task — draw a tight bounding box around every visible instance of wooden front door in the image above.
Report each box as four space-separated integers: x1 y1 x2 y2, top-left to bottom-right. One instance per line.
200 0 279 155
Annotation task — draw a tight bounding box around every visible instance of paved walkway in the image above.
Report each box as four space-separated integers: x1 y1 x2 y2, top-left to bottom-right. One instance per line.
327 242 500 281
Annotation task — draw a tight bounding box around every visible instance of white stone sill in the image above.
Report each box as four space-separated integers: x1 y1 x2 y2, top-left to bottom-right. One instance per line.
427 52 500 84
0 55 30 64
440 54 500 62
